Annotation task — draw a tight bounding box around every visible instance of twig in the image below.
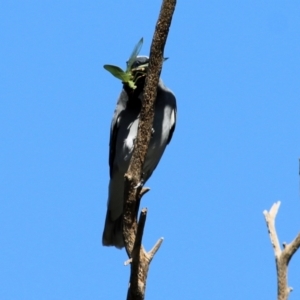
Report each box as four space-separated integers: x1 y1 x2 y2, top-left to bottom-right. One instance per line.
148 238 164 261
263 201 300 300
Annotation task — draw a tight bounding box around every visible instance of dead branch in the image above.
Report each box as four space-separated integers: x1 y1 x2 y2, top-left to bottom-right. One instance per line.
263 201 300 300
122 1 177 299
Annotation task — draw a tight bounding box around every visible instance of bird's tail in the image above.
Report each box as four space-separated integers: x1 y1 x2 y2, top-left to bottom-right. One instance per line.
102 211 124 249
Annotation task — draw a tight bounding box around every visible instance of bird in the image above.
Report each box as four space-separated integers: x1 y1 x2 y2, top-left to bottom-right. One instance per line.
102 56 176 248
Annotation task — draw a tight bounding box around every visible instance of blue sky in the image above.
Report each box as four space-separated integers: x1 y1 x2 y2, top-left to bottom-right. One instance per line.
1 1 300 299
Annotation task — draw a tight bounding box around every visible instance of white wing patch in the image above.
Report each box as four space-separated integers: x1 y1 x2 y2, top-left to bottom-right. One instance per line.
124 119 139 160
170 109 176 129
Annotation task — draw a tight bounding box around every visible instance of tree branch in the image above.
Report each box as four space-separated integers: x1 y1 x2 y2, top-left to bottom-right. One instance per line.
122 0 177 299
263 201 300 300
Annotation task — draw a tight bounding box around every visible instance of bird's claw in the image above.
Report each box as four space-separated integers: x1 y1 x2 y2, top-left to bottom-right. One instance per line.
134 179 144 189
151 128 155 137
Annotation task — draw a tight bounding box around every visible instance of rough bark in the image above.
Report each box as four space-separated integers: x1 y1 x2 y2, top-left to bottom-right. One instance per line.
122 1 177 299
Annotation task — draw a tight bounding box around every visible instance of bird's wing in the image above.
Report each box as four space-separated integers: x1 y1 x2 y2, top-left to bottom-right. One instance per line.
167 104 176 144
109 90 127 178
158 81 177 144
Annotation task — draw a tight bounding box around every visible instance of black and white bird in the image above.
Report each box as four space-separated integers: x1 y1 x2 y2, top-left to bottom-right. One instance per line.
102 56 176 248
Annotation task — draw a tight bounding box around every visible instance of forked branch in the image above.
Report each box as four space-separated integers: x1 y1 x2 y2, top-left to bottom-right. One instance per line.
263 201 300 300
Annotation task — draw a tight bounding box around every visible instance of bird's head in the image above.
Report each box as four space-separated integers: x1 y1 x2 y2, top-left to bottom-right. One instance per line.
103 38 168 99
124 56 149 92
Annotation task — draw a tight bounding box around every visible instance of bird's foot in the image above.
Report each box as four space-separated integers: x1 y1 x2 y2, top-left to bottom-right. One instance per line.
151 128 155 137
134 178 144 189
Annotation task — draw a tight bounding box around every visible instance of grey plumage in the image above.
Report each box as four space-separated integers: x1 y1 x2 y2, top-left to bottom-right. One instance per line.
102 56 176 248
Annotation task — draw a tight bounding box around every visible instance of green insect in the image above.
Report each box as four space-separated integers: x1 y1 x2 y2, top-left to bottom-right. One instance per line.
104 38 147 90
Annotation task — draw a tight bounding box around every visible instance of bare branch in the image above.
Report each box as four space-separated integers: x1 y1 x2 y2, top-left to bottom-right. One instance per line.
122 1 177 299
148 238 164 261
263 201 282 258
140 187 150 198
134 209 148 252
284 233 300 265
124 258 133 266
263 202 300 300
